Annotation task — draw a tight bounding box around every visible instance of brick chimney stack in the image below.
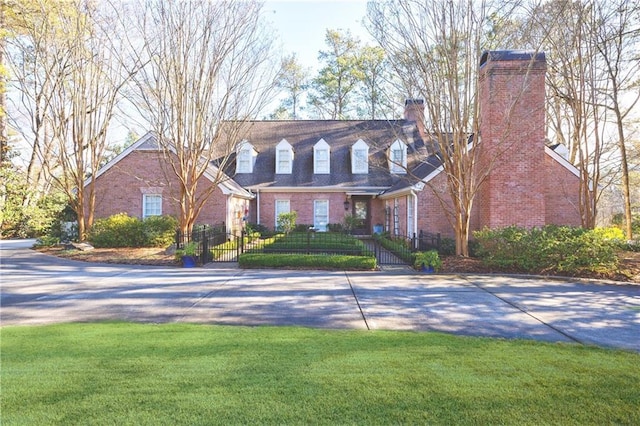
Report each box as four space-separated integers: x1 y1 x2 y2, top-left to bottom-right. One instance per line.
404 99 426 139
477 50 547 229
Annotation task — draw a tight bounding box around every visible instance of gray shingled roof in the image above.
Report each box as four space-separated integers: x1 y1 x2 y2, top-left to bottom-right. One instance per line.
225 120 434 192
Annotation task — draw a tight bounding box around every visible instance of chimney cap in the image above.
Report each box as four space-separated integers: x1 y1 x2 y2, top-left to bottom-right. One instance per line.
405 98 424 105
479 50 546 67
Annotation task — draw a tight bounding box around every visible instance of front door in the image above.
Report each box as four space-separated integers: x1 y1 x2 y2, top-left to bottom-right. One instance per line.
351 196 370 235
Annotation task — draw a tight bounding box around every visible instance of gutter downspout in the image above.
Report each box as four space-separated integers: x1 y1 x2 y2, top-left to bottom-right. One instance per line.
411 190 418 248
256 189 261 225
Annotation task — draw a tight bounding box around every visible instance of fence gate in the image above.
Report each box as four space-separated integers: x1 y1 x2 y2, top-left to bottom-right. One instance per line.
175 225 243 264
372 239 411 265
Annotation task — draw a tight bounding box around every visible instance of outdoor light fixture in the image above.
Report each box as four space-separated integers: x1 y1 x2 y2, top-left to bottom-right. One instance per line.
344 198 350 211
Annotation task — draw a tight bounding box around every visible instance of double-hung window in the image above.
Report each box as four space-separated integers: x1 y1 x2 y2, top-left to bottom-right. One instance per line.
276 139 293 174
143 194 162 218
313 200 329 232
389 139 407 174
351 139 369 174
314 139 330 174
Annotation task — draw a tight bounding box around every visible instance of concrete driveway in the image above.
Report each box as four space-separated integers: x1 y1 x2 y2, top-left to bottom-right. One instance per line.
2 239 639 352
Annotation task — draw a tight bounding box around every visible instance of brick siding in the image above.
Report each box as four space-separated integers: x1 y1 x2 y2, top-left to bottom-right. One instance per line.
89 150 227 226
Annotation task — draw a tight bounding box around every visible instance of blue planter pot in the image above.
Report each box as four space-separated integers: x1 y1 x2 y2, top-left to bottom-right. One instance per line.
181 255 197 268
421 262 434 273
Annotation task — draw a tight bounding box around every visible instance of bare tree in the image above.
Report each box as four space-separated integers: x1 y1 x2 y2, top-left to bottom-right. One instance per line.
7 0 138 240
524 0 638 230
129 0 278 236
367 0 521 256
0 1 7 166
593 0 640 239
4 0 71 204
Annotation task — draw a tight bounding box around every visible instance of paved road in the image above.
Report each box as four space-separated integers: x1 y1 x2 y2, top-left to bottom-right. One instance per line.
1 239 639 352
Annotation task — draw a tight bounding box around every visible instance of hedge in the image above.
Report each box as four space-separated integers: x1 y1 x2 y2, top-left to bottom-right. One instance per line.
89 213 178 248
238 253 377 270
473 225 622 275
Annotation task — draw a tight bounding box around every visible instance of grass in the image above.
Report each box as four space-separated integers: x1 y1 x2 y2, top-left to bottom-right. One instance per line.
2 323 639 425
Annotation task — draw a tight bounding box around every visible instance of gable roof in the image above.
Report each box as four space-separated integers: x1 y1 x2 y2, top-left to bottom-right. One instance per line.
226 119 429 193
85 132 253 198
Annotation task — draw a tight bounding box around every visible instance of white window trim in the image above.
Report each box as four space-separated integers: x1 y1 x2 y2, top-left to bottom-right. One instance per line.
313 139 330 174
313 200 329 232
236 141 256 174
275 139 293 174
393 198 400 236
351 139 369 174
407 194 415 237
143 194 162 218
275 199 291 228
389 139 407 174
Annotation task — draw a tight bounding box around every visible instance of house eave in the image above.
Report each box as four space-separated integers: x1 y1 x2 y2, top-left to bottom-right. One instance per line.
246 185 388 194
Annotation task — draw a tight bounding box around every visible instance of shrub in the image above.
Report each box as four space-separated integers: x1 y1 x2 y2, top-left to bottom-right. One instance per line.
89 213 145 248
438 237 456 256
473 225 620 275
413 250 442 272
247 223 273 238
89 214 177 248
277 212 297 233
34 235 61 247
238 253 376 270
327 223 344 232
143 215 178 247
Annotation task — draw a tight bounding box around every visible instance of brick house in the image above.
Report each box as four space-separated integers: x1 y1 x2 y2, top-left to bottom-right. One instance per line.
87 50 583 238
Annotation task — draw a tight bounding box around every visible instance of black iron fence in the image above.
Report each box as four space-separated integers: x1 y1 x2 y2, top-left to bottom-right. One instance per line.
175 223 231 264
373 231 442 265
175 225 442 266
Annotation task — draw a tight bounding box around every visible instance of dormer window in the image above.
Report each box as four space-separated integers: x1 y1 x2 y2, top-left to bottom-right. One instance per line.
351 139 369 174
314 139 330 174
236 141 257 174
275 139 293 174
389 139 407 174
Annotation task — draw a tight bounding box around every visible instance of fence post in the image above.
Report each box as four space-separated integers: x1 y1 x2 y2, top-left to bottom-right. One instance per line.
201 227 208 264
437 233 441 252
175 229 181 249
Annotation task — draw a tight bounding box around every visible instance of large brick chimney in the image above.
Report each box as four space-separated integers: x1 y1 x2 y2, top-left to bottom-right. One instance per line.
404 98 426 139
477 50 547 229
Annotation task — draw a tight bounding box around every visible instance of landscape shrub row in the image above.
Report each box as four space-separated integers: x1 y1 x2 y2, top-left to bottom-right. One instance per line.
473 225 623 274
89 213 178 248
250 232 372 256
238 253 377 270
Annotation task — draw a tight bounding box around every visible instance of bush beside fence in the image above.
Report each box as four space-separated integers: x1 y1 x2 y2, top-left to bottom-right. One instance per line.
473 225 623 274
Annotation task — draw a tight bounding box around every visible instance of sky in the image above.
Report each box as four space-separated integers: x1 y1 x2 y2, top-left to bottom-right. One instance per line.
263 0 373 72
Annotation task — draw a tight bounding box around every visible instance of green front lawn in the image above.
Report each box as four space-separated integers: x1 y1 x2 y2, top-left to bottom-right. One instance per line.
2 323 639 425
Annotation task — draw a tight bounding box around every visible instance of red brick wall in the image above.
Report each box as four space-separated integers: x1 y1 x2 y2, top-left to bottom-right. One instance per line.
257 191 352 230
89 150 227 226
544 154 582 227
477 53 547 229
416 174 457 239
